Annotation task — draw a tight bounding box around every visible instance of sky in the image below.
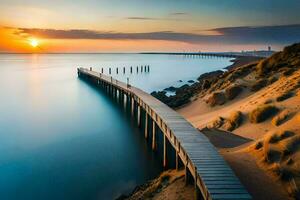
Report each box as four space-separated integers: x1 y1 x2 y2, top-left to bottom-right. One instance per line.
0 0 299 53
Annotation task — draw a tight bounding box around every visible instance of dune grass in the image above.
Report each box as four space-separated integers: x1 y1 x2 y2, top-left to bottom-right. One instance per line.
207 92 226 107
249 105 279 123
272 110 293 126
276 91 294 102
223 111 243 131
250 79 268 91
225 85 243 100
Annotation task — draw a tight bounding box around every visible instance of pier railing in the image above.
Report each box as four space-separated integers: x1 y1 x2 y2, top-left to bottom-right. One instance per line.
78 68 252 200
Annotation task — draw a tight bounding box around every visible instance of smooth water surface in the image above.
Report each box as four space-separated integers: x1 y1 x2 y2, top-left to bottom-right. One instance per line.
0 54 231 200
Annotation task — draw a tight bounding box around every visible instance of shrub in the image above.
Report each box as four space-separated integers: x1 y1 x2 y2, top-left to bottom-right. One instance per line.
282 68 296 76
266 133 281 144
251 79 268 91
206 92 226 107
283 135 300 155
279 130 295 140
208 116 225 128
268 76 278 84
223 111 243 131
249 105 279 123
264 147 282 163
273 165 294 181
272 110 292 126
276 91 294 102
265 131 295 144
264 99 273 104
255 141 263 150
225 85 243 100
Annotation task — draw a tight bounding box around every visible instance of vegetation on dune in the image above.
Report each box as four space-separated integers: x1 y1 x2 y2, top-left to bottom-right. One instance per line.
225 85 243 100
208 116 225 129
206 92 226 107
249 105 279 123
252 130 300 198
276 91 294 102
257 43 300 77
223 111 243 131
208 111 243 131
272 109 293 126
250 78 268 91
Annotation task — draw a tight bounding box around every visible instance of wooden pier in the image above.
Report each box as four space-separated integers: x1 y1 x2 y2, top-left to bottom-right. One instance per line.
142 52 266 58
78 68 252 200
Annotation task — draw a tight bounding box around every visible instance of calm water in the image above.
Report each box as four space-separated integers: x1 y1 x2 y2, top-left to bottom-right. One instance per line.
0 54 231 200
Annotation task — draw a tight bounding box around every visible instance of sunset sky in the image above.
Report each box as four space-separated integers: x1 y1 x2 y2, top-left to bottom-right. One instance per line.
0 0 300 53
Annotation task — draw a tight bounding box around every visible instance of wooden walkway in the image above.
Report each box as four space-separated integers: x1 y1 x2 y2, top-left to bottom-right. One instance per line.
141 52 266 58
78 68 252 200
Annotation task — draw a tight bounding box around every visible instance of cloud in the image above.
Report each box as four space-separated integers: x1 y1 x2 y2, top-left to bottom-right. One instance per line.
125 17 159 20
169 12 188 16
12 24 300 45
124 16 185 21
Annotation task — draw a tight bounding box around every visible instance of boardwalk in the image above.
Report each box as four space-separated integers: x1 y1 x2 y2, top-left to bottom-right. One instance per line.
141 52 267 58
78 68 252 200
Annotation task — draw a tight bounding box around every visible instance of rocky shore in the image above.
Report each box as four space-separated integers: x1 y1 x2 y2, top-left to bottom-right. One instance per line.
151 56 263 108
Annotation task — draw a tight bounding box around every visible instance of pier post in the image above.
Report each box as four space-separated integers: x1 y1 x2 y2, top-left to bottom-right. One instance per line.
123 67 125 74
116 68 118 74
141 66 143 72
109 68 111 74
130 66 132 73
137 105 141 127
163 134 167 168
144 113 148 139
185 160 192 185
152 121 156 151
176 141 180 170
131 97 134 116
101 68 103 73
136 66 138 73
194 167 201 200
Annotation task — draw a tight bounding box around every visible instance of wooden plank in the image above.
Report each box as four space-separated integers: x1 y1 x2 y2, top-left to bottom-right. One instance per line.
211 193 252 200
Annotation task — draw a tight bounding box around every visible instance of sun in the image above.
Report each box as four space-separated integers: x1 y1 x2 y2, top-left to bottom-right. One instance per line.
29 38 39 48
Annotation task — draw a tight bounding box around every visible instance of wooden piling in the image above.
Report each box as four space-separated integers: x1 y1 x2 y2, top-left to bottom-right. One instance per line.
163 134 167 168
131 97 134 116
145 113 148 139
152 120 156 151
137 105 141 127
194 166 201 200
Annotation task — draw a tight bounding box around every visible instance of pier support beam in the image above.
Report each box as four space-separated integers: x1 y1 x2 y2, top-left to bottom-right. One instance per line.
131 97 134 116
163 134 167 168
144 114 148 139
152 121 156 151
137 105 141 127
194 168 202 200
176 151 179 170
185 161 193 185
